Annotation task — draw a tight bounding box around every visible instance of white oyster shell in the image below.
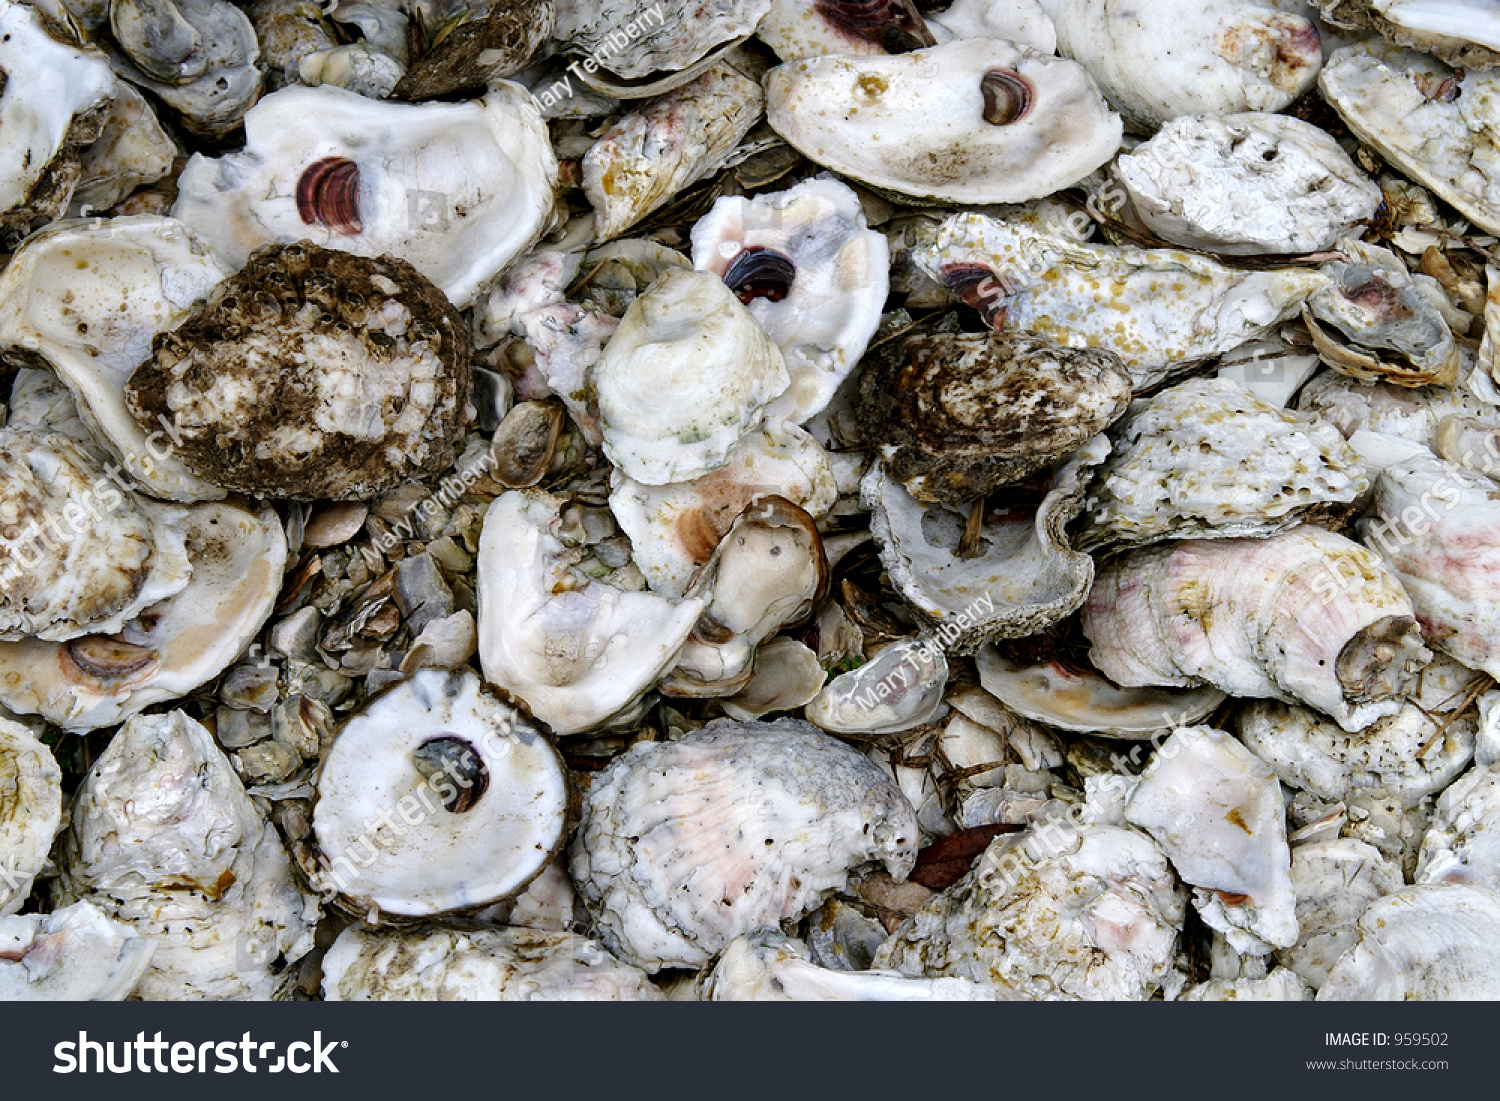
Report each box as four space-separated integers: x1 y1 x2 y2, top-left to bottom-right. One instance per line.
1115 113 1382 255
765 39 1121 205
874 823 1187 1000
70 82 176 216
594 270 789 485
1083 527 1431 733
701 930 999 1001
1416 767 1500 890
1298 365 1499 448
806 637 949 734
55 710 318 1000
323 924 664 1001
312 669 568 917
916 213 1325 388
553 0 771 80
1239 699 1475 809
1124 726 1298 953
0 901 154 1001
1276 838 1403 991
1320 43 1500 236
692 177 888 425
0 718 62 916
1316 0 1500 69
1039 0 1323 131
608 419 835 598
476 490 703 735
1178 970 1312 1000
173 83 556 310
1079 377 1369 550
0 215 228 502
570 718 918 972
928 0 1056 53
1318 884 1500 999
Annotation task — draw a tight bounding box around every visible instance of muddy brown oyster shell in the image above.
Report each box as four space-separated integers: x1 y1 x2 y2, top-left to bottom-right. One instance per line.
124 242 472 501
855 331 1131 506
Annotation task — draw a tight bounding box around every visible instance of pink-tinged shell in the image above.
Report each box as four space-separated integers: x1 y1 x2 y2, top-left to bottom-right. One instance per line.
296 157 362 235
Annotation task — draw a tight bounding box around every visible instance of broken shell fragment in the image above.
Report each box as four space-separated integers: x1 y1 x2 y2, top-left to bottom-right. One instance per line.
1124 725 1298 953
594 270 789 485
874 824 1187 1000
1079 377 1369 551
0 719 63 916
692 177 889 424
124 242 473 501
322 923 663 1000
1114 113 1382 255
806 637 949 734
311 669 567 918
570 718 918 972
857 330 1131 506
1083 527 1432 733
476 490 703 735
173 83 556 309
1416 767 1500 890
55 710 317 1000
765 39 1121 205
0 900 155 1000
1040 0 1323 131
1277 839 1403 991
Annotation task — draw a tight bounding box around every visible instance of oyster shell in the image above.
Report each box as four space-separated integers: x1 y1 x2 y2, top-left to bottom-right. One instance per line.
173 82 557 310
1177 971 1313 1001
553 0 771 83
125 242 473 501
1039 0 1324 131
0 214 228 503
1083 526 1432 732
862 435 1107 654
1319 43 1500 237
1277 838 1403 991
1314 0 1500 68
476 490 703 735
1114 113 1382 255
856 330 1131 506
873 823 1186 1000
594 270 789 485
1415 767 1500 890
755 0 939 60
322 924 663 1000
392 0 554 101
1297 365 1499 449
69 81 176 217
570 718 918 972
1318 884 1500 999
916 213 1326 388
1124 725 1297 952
0 718 63 916
805 636 949 734
311 669 568 917
692 177 889 425
701 930 999 1000
1079 377 1369 551
765 39 1121 205
55 710 318 1000
0 900 154 1000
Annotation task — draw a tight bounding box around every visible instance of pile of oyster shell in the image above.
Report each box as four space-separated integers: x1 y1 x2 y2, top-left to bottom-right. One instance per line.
8 0 1500 1002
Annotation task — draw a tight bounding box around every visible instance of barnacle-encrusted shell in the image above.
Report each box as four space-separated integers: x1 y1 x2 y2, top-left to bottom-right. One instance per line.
570 719 918 972
55 710 318 1000
701 930 999 1001
1041 0 1324 131
312 669 567 917
692 177 888 425
1277 839 1403 991
1320 44 1500 236
173 82 556 309
594 270 789 485
917 213 1326 388
1114 113 1382 255
874 824 1186 1000
391 0 554 100
765 39 1121 205
0 719 62 916
1416 767 1500 890
477 490 703 735
0 429 190 641
0 901 154 1000
1318 884 1500 999
857 331 1131 506
1079 377 1369 550
1083 527 1432 732
1124 726 1297 952
125 242 472 501
322 924 664 1001
863 436 1107 654
1239 699 1475 809
1315 0 1500 69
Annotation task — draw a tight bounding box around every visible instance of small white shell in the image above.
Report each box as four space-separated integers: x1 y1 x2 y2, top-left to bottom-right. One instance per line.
0 901 154 1001
1416 767 1500 890
806 637 949 734
1276 838 1403 991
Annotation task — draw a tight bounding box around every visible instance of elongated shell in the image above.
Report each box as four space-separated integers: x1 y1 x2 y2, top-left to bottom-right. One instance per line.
1083 526 1432 732
0 719 62 916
